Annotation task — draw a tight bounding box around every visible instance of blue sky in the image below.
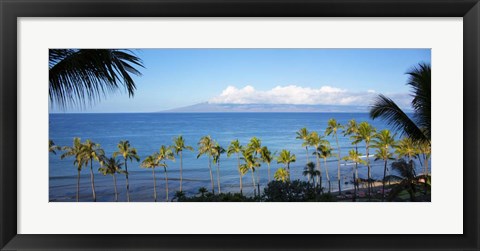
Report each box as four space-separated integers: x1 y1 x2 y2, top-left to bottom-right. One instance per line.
50 49 431 113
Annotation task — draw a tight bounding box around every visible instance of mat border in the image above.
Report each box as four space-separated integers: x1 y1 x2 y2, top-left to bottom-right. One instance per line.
1 0 478 250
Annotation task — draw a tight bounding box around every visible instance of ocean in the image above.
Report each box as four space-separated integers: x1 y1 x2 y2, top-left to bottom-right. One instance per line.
49 112 427 202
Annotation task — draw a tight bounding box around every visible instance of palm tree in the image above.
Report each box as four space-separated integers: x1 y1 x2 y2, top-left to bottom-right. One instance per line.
49 49 144 108
98 156 125 202
212 142 225 194
314 143 333 193
276 149 296 182
157 145 175 202
247 137 263 195
227 139 244 194
387 159 421 202
198 187 208 197
141 154 160 202
60 137 85 202
370 63 431 144
274 168 289 182
372 129 397 201
325 119 343 194
172 136 194 192
80 139 105 202
296 127 311 163
240 149 261 197
303 162 320 186
197 136 215 194
113 140 140 202
395 137 419 162
343 119 360 191
417 140 431 194
260 146 274 183
343 149 367 201
247 137 262 156
49 140 60 154
309 131 326 188
352 122 376 198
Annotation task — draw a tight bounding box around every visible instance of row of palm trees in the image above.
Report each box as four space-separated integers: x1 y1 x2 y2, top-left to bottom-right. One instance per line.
50 119 430 202
295 120 430 201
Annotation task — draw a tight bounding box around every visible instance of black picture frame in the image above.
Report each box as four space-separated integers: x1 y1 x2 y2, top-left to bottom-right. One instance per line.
1 0 478 250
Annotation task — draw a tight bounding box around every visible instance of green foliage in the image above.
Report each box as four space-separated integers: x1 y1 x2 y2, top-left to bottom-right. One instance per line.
178 192 255 202
263 180 328 202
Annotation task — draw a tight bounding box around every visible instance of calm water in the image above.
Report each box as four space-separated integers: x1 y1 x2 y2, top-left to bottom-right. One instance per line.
49 112 427 202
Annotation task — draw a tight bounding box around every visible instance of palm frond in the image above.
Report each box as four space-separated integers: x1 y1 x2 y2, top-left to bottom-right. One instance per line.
370 94 427 143
49 49 144 109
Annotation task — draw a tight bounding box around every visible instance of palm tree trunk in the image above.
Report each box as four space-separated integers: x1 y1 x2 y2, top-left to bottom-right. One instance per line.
382 159 387 202
354 144 359 192
256 171 260 197
335 134 341 194
152 168 157 202
89 159 96 202
179 151 183 192
366 144 371 200
324 158 330 193
113 174 118 202
164 166 169 202
237 154 242 194
305 146 309 164
267 163 271 183
316 154 322 191
423 154 428 195
251 170 256 197
208 157 215 194
76 169 80 202
216 161 221 194
287 163 291 182
124 159 130 202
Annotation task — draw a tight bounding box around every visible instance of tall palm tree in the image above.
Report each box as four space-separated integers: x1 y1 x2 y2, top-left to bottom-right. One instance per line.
197 136 215 194
141 154 160 202
80 139 105 202
343 149 367 201
260 146 274 183
49 49 144 108
303 162 320 186
274 168 289 182
309 131 326 188
372 129 397 201
240 148 261 197
98 156 125 202
325 119 343 194
296 127 311 163
352 122 376 198
276 149 296 182
343 119 360 191
212 142 225 194
60 137 85 202
227 139 244 194
314 143 333 193
247 137 263 195
157 145 175 202
370 63 431 144
172 136 194 192
113 140 140 202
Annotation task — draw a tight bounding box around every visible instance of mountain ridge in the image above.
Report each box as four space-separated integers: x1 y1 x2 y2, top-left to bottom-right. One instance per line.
158 102 383 113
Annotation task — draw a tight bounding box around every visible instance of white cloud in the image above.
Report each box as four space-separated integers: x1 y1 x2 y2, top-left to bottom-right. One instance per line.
208 84 412 107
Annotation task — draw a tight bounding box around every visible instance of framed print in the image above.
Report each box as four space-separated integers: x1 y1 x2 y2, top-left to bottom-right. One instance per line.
1 0 479 250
